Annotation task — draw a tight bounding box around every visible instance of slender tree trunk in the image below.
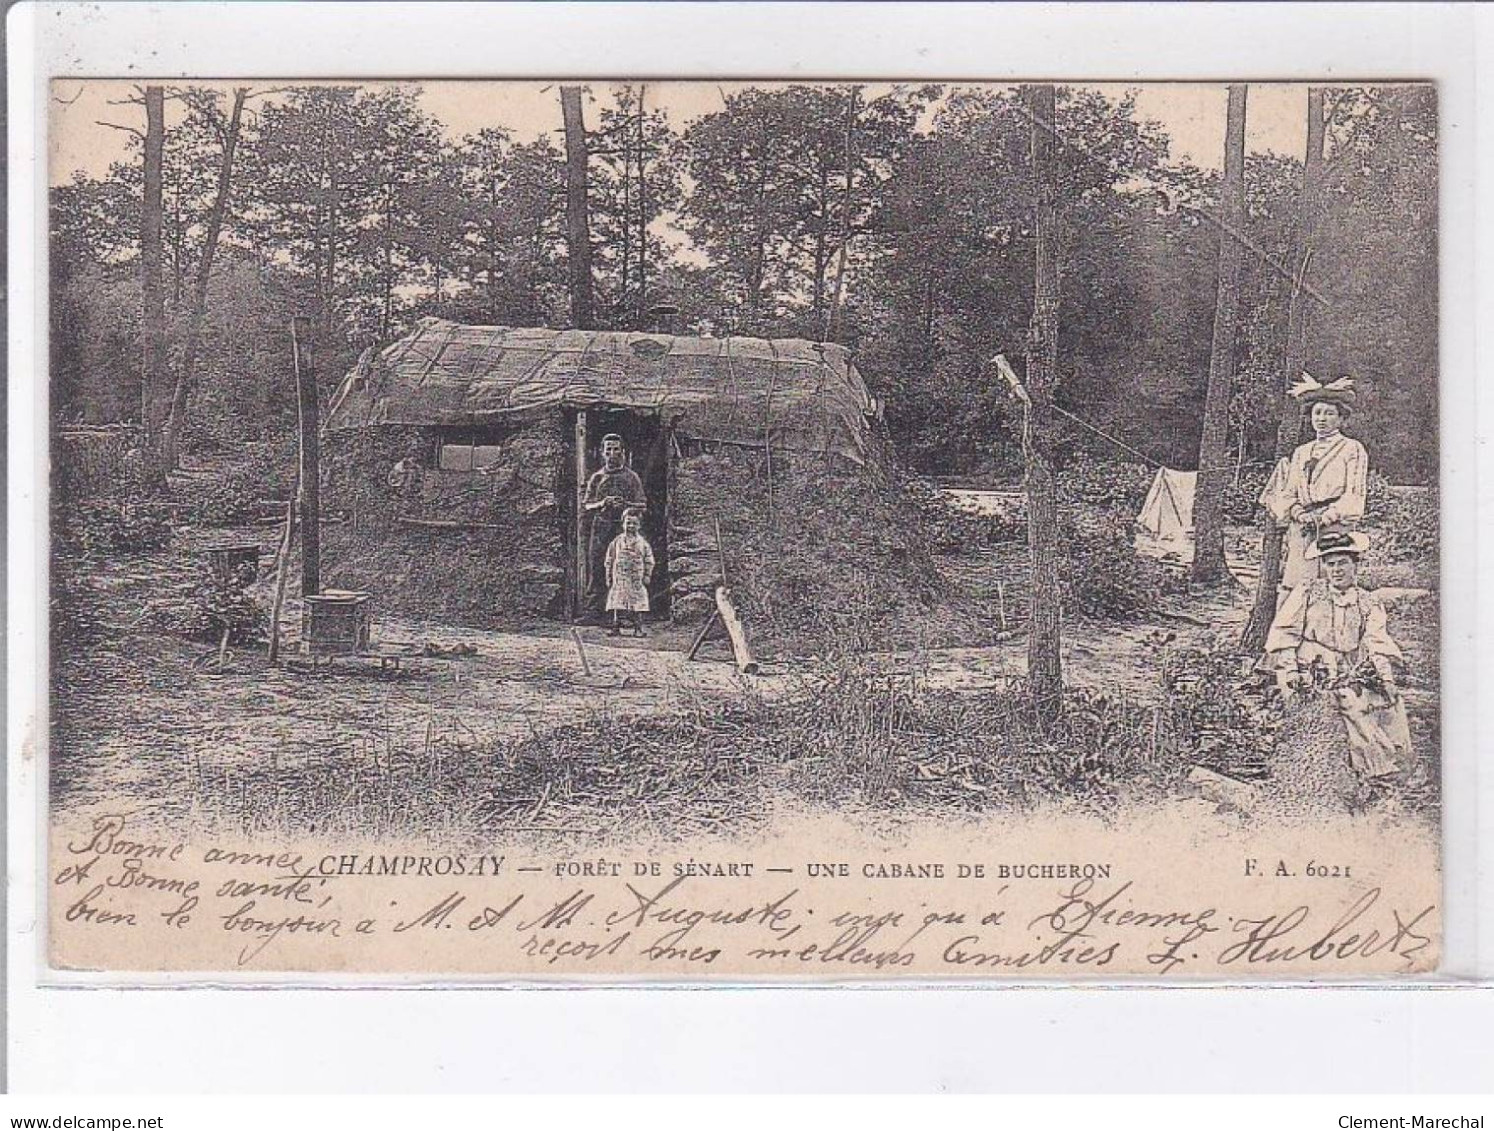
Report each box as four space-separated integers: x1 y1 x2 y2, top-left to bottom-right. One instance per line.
748 161 770 315
636 85 648 324
812 166 830 332
292 317 320 597
163 87 247 471
620 118 632 315
488 183 501 320
380 179 395 339
560 86 596 330
139 85 168 491
1240 88 1326 652
1023 83 1064 726
826 86 859 342
321 112 339 335
312 190 328 317
170 187 184 309
1191 83 1249 584
326 186 338 333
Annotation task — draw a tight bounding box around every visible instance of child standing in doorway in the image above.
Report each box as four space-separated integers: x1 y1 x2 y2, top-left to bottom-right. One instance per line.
605 509 656 637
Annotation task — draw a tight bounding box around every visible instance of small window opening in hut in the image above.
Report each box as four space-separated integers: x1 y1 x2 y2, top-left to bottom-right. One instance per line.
436 429 508 472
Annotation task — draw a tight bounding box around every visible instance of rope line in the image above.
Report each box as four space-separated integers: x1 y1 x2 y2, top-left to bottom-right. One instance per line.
1049 401 1284 475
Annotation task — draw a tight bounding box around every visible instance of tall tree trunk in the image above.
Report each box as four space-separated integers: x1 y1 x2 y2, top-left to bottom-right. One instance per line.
1023 83 1064 726
620 115 632 317
1190 83 1249 585
1240 88 1326 652
812 166 830 333
380 179 395 339
170 187 184 309
139 85 168 491
321 111 339 334
560 85 596 330
748 160 770 315
635 85 648 325
826 86 859 342
292 317 320 597
163 87 247 471
325 188 338 333
488 181 502 320
312 191 328 317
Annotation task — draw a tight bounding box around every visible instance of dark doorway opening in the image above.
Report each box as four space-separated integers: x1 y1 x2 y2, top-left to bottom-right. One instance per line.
561 407 671 621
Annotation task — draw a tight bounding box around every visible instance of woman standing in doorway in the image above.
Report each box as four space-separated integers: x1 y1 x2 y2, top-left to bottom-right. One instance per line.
1259 375 1370 590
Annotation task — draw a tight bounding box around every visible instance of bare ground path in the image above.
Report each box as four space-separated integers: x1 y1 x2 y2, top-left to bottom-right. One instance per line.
53 515 1435 824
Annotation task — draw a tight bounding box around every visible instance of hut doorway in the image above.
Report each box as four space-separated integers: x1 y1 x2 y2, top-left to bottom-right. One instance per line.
562 407 672 621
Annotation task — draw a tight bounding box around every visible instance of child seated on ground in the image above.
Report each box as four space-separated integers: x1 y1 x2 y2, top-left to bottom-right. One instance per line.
605 509 656 637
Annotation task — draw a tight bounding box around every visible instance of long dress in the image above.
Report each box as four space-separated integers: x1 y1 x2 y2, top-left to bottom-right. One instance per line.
1258 432 1369 588
605 532 655 613
1265 579 1412 780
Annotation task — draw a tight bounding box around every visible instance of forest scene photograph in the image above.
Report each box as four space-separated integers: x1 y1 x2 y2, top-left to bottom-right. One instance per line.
48 79 1439 849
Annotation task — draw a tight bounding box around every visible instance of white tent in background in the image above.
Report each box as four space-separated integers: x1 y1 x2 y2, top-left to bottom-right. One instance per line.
1135 467 1196 546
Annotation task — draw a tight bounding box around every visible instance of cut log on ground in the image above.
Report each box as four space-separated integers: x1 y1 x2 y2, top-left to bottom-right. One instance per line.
713 586 759 674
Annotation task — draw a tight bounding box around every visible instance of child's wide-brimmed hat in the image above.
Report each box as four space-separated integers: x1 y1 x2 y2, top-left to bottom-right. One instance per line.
1306 530 1371 560
1289 371 1358 411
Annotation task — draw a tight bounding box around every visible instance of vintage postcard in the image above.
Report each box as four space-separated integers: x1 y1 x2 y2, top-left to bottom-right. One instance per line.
46 79 1441 979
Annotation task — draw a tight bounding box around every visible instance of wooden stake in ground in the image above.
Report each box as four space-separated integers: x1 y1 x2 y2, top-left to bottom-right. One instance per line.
1021 83 1064 726
292 316 320 597
1190 83 1249 585
573 410 589 618
685 608 723 662
267 492 298 664
713 515 729 587
560 85 596 330
1240 88 1327 652
567 626 593 677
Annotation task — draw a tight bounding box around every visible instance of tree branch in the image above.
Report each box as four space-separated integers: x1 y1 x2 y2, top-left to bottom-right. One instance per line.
96 120 146 140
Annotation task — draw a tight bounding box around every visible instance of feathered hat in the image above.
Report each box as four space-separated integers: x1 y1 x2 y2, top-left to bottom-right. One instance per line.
1289 371 1358 411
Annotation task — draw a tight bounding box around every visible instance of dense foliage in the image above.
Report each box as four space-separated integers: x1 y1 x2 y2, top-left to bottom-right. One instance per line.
52 82 1437 482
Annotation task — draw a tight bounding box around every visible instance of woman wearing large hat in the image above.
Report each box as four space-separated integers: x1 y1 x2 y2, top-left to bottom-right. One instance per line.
1258 374 1370 589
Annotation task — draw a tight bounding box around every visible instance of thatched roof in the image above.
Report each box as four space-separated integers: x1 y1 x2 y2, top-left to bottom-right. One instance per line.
326 318 878 463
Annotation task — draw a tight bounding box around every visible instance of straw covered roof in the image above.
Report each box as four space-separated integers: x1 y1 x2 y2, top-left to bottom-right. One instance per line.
326 318 879 463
